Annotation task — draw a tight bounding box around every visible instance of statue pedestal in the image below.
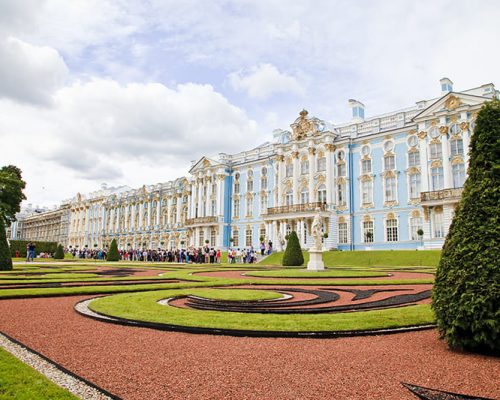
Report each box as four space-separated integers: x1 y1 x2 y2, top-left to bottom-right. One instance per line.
307 249 325 271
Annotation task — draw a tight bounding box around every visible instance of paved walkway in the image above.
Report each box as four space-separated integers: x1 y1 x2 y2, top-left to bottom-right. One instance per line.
0 296 498 400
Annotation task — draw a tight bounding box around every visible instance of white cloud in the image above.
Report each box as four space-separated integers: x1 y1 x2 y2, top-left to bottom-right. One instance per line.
0 36 68 105
229 63 305 99
0 78 261 203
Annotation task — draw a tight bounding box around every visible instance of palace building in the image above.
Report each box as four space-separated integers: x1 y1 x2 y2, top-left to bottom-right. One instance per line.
10 79 498 251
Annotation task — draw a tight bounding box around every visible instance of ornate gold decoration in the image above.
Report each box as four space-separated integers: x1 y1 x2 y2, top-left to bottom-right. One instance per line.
408 129 417 135
451 156 464 165
439 126 448 135
459 122 469 131
384 200 398 208
411 209 420 218
308 147 316 155
325 144 336 152
291 151 299 159
386 212 396 219
407 166 420 175
291 109 317 140
338 216 345 223
363 214 372 222
360 175 372 182
430 119 438 126
276 155 285 162
444 95 461 111
418 131 427 139
430 138 441 145
450 115 458 123
431 160 442 168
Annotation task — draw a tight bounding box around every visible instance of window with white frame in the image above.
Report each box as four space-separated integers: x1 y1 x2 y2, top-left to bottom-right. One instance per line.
408 151 420 167
429 142 442 159
363 221 374 243
361 159 372 174
285 163 293 177
361 180 373 204
431 167 444 191
234 181 240 193
211 200 216 216
452 163 465 188
317 185 327 203
232 230 239 246
410 217 423 240
338 222 348 244
245 229 253 247
233 198 240 218
247 179 253 192
301 160 309 175
210 228 216 246
409 173 421 199
384 155 395 170
261 176 267 190
285 190 293 206
199 230 204 247
317 157 326 171
432 209 444 238
300 188 309 204
337 184 346 206
246 197 253 217
337 163 346 176
384 176 397 202
450 138 464 156
259 227 266 241
260 195 268 213
386 218 398 242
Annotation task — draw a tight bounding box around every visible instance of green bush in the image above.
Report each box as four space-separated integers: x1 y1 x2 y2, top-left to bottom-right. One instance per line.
106 239 120 262
54 244 65 260
432 100 500 355
8 240 58 258
282 231 304 266
0 219 12 271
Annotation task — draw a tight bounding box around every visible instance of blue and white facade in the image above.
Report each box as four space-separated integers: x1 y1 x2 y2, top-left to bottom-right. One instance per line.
18 79 498 251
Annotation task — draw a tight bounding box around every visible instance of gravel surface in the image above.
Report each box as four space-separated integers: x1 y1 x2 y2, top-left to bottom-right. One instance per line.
0 332 113 400
0 296 498 400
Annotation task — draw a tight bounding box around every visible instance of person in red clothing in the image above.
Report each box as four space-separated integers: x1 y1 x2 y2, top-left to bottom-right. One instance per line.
216 249 221 263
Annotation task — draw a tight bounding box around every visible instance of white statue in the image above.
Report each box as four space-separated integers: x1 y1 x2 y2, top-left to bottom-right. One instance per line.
277 233 284 251
311 208 323 251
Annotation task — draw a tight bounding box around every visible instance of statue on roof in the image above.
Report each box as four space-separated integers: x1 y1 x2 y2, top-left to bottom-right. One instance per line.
291 109 318 141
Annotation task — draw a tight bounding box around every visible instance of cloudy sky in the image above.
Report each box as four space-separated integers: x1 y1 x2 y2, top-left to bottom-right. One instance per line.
1 0 499 207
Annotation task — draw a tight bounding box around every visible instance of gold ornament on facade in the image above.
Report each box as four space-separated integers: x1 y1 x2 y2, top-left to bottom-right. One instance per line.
308 147 316 155
430 119 438 126
408 129 417 135
291 109 317 141
363 215 372 222
418 131 427 139
431 160 442 168
444 95 461 111
459 122 469 131
325 144 336 152
276 155 285 162
291 151 299 159
439 126 448 135
451 156 464 165
386 212 396 219
411 209 421 218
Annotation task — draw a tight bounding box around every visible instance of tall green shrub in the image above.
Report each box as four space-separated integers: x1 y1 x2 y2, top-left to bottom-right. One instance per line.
8 240 58 258
432 99 500 355
106 239 120 262
0 219 12 271
54 244 64 260
282 231 304 266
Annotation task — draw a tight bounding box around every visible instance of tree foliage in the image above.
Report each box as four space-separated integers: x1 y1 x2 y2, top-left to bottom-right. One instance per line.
0 219 12 270
432 99 500 355
106 239 120 262
282 231 304 266
0 165 26 224
54 244 65 260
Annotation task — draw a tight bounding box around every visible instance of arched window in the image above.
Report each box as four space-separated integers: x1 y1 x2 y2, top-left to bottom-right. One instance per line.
408 150 420 167
452 163 465 188
384 176 397 202
300 187 309 204
285 162 293 177
384 155 395 170
409 173 421 199
285 190 293 206
261 176 268 190
386 219 398 242
431 166 444 190
233 198 240 218
429 142 442 159
361 180 373 204
247 179 253 192
450 137 464 156
301 160 309 175
317 185 327 203
363 220 374 243
317 156 326 171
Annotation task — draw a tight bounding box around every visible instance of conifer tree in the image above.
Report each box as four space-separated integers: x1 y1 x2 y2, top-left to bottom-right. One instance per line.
107 239 120 262
432 99 500 354
54 244 65 260
282 231 304 266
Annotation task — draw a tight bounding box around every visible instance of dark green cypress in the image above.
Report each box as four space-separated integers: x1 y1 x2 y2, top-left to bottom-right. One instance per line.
0 219 12 271
106 239 120 262
432 99 500 355
54 244 65 260
282 231 304 266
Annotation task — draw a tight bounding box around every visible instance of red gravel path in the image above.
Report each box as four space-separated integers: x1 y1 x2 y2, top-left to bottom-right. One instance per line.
0 296 498 400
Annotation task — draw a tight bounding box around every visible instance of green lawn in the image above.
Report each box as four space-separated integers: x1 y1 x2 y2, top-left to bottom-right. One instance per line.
261 250 441 267
0 347 77 400
244 268 387 278
89 289 435 332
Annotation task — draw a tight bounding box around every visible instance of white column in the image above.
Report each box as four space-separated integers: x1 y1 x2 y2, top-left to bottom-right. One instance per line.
308 147 316 203
463 128 471 167
326 145 334 204
156 198 161 226
176 196 182 223
206 178 212 216
442 132 451 189
147 201 152 229
130 205 135 231
139 203 143 230
419 131 429 192
292 153 299 204
277 156 284 206
216 176 224 216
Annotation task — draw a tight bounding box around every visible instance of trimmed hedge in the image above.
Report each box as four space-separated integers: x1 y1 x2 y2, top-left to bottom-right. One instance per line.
107 239 120 262
0 219 12 270
54 244 65 260
8 240 58 258
282 231 304 266
432 99 500 355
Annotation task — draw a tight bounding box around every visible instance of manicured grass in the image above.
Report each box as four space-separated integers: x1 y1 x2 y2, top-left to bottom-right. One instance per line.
0 347 77 400
90 289 435 332
245 269 387 278
260 250 441 267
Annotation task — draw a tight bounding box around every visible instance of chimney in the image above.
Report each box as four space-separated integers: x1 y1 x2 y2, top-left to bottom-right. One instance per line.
440 77 453 94
348 99 365 122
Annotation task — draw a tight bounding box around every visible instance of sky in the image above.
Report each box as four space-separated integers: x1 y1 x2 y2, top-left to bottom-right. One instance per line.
1 0 499 207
